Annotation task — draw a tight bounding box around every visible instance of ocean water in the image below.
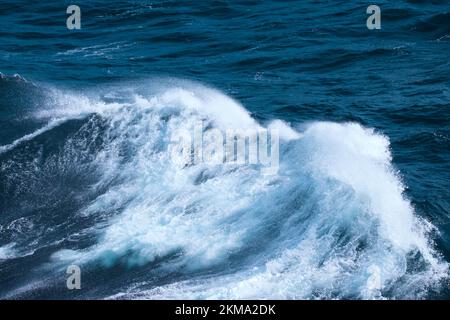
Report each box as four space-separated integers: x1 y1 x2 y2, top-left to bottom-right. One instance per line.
0 0 449 299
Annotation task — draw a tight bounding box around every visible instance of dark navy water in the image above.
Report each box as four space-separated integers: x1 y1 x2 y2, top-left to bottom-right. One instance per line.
0 1 449 299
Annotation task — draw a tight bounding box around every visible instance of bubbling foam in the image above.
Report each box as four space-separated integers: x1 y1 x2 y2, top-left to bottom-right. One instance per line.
36 81 446 299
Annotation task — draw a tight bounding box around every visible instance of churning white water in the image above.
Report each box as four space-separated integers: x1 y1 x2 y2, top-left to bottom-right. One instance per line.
10 80 445 299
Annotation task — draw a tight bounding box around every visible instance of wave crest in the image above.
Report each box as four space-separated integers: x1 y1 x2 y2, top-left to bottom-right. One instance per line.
1 80 447 299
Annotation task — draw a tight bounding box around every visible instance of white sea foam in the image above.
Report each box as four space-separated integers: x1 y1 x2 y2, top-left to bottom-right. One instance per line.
15 80 445 299
0 243 17 260
109 121 448 299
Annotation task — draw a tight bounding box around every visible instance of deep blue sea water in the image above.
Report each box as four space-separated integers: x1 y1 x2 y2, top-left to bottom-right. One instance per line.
0 1 449 299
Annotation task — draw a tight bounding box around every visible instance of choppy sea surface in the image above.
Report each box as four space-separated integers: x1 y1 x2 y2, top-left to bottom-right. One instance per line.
0 0 449 299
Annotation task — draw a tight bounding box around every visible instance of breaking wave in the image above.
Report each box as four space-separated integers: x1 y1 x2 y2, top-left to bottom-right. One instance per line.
0 79 447 299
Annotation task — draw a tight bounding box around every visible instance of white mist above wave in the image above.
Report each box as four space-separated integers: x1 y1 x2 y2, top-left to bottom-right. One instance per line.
7 80 446 299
